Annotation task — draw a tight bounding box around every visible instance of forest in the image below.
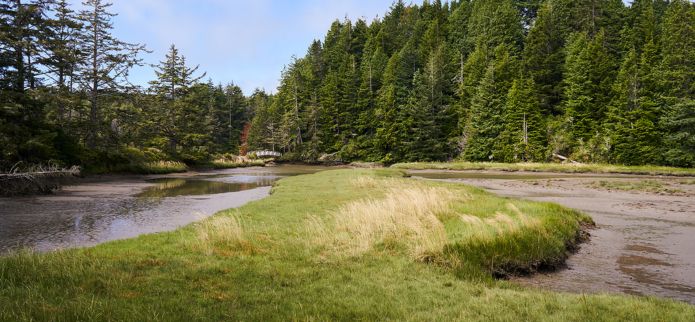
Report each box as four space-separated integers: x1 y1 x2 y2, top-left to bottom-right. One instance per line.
247 0 694 166
1 0 694 172
0 0 251 172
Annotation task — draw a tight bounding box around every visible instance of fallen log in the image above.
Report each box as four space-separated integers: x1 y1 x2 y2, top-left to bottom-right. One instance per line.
0 166 81 196
553 154 581 165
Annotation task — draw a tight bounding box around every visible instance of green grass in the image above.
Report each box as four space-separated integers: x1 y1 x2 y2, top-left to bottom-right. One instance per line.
135 160 189 174
393 161 695 177
84 160 189 175
1 169 693 321
210 159 266 169
591 180 684 194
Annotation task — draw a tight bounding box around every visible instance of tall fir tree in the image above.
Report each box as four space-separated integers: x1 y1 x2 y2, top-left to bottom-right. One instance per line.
76 0 147 148
496 78 547 162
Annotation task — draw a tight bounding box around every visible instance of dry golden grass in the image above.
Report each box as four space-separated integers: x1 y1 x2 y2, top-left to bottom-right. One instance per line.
192 213 249 255
457 203 546 244
310 176 467 261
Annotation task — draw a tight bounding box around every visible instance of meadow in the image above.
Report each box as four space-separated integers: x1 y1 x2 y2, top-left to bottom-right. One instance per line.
1 169 693 321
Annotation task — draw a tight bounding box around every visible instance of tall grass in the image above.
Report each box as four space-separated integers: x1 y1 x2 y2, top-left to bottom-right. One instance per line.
315 184 456 260
192 213 250 255
137 160 188 174
393 161 695 176
210 155 266 169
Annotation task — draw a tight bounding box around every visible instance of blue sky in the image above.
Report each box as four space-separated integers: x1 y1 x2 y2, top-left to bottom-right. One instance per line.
68 0 395 94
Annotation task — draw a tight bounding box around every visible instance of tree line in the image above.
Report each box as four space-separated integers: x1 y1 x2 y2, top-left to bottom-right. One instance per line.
0 0 251 171
247 0 694 167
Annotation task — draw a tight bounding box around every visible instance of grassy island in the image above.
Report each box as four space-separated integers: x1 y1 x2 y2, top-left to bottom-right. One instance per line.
1 170 693 321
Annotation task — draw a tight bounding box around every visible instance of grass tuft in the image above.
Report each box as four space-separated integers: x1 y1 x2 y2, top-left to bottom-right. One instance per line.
192 213 250 255
318 183 456 260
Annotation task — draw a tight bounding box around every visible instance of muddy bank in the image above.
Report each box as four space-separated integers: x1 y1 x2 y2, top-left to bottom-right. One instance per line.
411 170 695 305
0 165 331 254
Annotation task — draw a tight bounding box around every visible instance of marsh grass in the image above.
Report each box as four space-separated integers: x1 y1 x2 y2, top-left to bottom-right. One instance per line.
592 180 684 194
314 183 457 260
136 161 188 174
210 155 266 169
191 213 252 255
393 161 695 176
1 169 693 321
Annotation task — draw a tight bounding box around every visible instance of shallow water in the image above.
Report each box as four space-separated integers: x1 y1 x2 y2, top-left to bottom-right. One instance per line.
411 170 695 305
0 165 329 254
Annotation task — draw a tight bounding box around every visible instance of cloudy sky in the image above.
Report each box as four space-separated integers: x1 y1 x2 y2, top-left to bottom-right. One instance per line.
68 0 395 94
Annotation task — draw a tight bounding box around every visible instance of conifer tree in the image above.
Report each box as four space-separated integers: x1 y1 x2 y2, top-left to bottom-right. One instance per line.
562 30 615 145
76 0 147 148
496 78 546 162
658 0 695 166
463 44 519 161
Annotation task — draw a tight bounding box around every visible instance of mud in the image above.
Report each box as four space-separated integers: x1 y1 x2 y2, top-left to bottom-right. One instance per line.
411 170 695 304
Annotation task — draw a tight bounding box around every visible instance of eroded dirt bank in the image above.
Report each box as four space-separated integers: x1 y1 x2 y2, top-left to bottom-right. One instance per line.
411 170 695 305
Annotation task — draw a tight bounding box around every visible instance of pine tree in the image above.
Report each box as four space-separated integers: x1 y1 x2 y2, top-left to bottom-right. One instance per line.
404 43 454 161
76 0 147 148
658 0 695 166
42 0 82 126
522 0 575 114
496 78 546 162
463 44 519 161
147 45 205 156
466 0 524 53
562 30 615 145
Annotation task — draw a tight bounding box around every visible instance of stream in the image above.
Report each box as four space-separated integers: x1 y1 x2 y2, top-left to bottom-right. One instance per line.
0 165 329 254
412 170 695 305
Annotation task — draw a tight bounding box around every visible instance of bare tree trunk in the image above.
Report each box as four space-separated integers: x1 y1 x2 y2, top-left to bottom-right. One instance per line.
87 5 99 149
14 0 24 93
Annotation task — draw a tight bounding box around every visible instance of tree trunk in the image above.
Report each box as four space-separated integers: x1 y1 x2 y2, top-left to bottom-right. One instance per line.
87 4 99 149
14 0 24 93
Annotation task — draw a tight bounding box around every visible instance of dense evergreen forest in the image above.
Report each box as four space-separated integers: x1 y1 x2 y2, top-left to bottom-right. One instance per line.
1 0 694 171
0 0 251 172
247 0 695 166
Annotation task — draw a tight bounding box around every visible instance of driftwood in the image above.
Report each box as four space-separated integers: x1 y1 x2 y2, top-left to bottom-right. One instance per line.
553 154 581 165
0 166 81 196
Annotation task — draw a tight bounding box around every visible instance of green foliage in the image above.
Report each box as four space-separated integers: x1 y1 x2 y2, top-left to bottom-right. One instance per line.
496 78 547 162
464 45 519 161
2 0 694 171
241 0 693 167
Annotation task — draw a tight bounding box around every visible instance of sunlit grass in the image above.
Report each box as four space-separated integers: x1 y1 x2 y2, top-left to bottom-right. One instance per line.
210 157 266 169
311 182 457 260
138 160 189 174
1 169 693 321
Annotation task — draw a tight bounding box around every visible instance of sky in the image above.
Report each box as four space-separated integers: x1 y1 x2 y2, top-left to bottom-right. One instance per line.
68 0 395 95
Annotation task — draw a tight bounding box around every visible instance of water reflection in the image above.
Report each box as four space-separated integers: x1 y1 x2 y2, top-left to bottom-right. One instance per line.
0 165 330 254
137 178 262 198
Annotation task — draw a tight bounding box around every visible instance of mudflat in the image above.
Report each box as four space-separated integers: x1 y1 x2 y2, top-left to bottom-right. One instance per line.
411 170 695 304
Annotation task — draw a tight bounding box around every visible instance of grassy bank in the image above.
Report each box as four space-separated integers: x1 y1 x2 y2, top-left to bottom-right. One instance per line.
1 170 693 321
393 162 695 177
84 160 189 175
210 157 266 169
